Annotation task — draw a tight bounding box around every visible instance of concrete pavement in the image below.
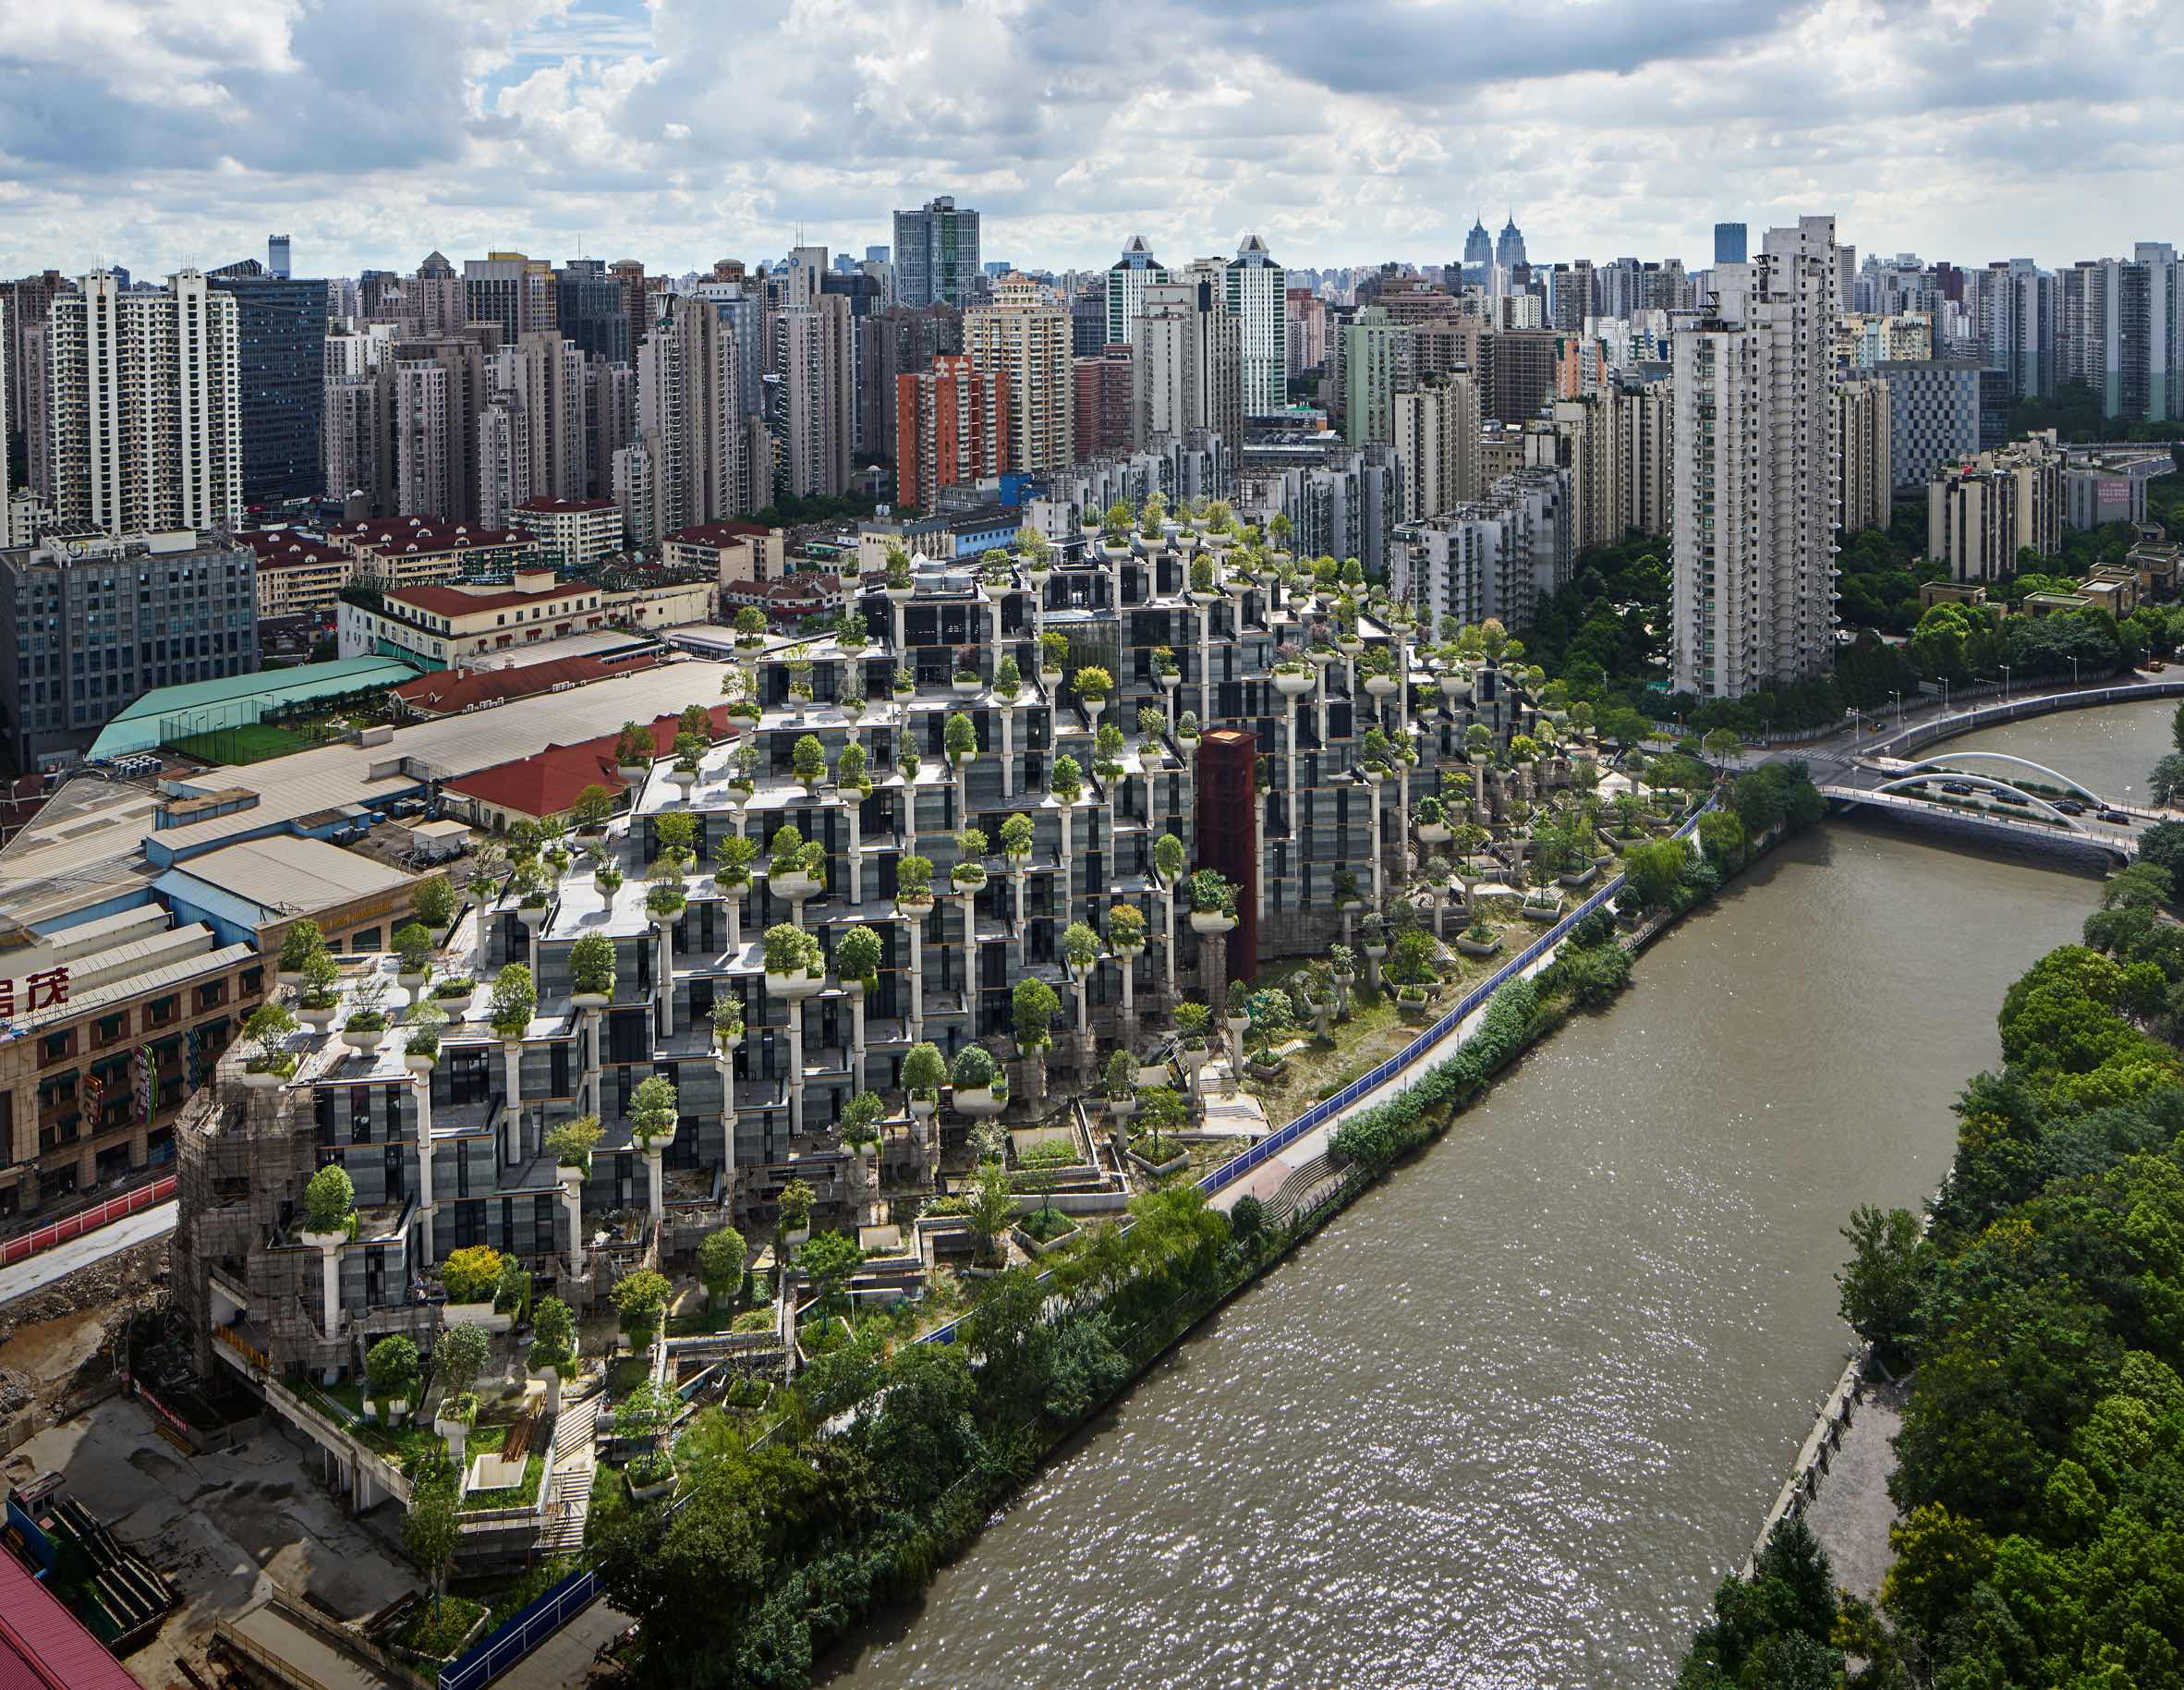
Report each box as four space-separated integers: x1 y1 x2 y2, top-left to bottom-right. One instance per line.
0 1199 176 1307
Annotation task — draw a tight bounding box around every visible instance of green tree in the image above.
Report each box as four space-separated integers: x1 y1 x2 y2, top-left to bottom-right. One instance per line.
2150 751 2184 807
401 1462 462 1612
698 1226 748 1311
796 1230 865 1340
613 1269 673 1348
410 875 457 931
1836 1204 1927 1366
1623 838 1688 909
433 1321 490 1398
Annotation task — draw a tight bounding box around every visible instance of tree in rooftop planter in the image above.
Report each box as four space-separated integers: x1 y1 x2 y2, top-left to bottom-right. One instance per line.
1107 898 1147 1032
895 855 934 1038
411 873 457 934
943 711 978 809
965 1161 1015 1267
1152 831 1188 996
404 1003 444 1074
996 811 1036 939
297 1161 358 1339
950 1041 1005 1117
546 1113 601 1183
1013 975 1061 1106
613 722 654 779
242 1002 300 1085
698 1226 748 1315
707 832 757 954
795 1228 868 1349
485 964 534 1161
364 1334 420 1425
838 1091 885 1181
1062 918 1101 1043
761 920 824 997
1134 1082 1188 1166
834 739 868 799
1457 911 1502 958
732 605 768 653
951 826 989 894
1102 1050 1138 1131
1072 663 1114 725
901 1040 947 1140
568 932 616 1007
570 783 617 833
789 732 828 795
277 918 327 986
993 654 1022 702
612 1268 673 1356
527 1295 577 1416
836 922 881 1076
776 1176 816 1247
629 1073 678 1225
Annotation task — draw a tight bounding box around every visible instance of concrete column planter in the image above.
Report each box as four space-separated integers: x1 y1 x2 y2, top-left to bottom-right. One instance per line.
344 1021 388 1054
443 1300 514 1334
1395 985 1431 1022
764 966 825 1001
1188 910 1237 938
570 990 612 1011
770 869 821 904
363 1395 410 1426
297 1002 338 1030
952 1086 1005 1117
242 1064 292 1090
1456 932 1504 958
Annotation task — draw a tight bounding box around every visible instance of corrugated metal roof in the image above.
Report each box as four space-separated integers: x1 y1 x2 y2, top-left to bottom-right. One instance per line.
100 656 418 726
158 836 416 917
0 1547 149 1689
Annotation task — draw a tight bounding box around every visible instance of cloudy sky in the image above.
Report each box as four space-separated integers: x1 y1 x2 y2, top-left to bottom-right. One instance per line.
0 0 2174 283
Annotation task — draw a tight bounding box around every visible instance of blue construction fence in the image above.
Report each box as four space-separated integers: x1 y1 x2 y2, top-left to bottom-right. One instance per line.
918 801 1711 1345
438 1568 600 1690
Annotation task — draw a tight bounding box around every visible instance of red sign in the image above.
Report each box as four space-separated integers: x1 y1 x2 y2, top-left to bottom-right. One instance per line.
0 965 68 1016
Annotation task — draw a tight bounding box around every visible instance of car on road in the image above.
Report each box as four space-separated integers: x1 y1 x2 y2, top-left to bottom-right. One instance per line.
2100 809 2129 824
1940 781 1974 796
2055 799 2087 816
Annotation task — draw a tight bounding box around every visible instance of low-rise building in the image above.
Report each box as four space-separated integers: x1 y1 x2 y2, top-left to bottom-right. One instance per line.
153 834 433 954
336 570 611 669
720 572 850 625
327 517 540 590
663 522 788 590
245 529 353 619
0 905 264 1218
513 496 620 571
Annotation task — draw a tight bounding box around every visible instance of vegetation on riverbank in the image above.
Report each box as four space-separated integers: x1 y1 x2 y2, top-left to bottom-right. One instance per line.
1677 855 2184 1687
574 766 1820 1688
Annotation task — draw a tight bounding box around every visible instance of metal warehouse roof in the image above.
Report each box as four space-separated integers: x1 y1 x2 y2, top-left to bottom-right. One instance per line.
89 657 420 759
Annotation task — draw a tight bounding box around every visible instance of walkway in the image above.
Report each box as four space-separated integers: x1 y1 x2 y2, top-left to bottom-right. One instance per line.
0 1200 175 1307
491 1593 631 1690
1800 1377 1910 1601
1208 937 1574 1217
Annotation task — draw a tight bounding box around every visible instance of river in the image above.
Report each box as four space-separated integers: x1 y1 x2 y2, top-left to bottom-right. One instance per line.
823 711 2141 1690
1923 693 2173 805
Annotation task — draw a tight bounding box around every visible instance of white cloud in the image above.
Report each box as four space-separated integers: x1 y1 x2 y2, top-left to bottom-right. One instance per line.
0 0 2175 279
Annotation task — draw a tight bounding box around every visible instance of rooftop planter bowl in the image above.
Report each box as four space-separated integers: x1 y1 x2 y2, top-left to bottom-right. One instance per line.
1134 1056 1171 1088
951 672 982 697
242 1053 297 1088
1522 893 1561 921
1273 667 1316 698
570 989 613 1010
344 1015 389 1054
1188 908 1236 935
951 862 988 893
1012 1214 1082 1258
1456 931 1504 957
297 1000 339 1030
1417 821 1452 844
770 867 822 902
1364 674 1399 699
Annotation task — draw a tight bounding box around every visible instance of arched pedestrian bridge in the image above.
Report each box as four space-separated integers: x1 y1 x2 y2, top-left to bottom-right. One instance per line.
1821 748 2154 862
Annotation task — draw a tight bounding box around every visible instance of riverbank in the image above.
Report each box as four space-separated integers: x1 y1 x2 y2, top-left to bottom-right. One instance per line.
833 804 2100 1687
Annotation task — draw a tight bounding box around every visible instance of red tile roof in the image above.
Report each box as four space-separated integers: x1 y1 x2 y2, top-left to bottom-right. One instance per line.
665 522 776 547
443 704 738 819
0 1550 147 1690
332 517 535 552
389 653 654 716
390 582 597 617
243 530 346 569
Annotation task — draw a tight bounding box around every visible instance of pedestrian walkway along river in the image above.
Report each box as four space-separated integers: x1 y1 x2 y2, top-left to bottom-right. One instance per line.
823 809 2106 1688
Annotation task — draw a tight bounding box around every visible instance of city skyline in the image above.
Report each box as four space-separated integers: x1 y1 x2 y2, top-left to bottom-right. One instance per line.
0 0 2178 280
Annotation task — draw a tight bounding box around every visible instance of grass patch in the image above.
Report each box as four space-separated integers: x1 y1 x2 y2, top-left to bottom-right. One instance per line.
666 1300 751 1337
604 1356 651 1402
452 1556 581 1631
1016 1206 1075 1243
460 1451 545 1512
165 723 319 765
392 1595 488 1661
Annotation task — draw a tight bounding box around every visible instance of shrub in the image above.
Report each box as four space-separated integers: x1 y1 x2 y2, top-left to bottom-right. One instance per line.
1062 920 1101 971
302 1163 355 1234
434 1323 491 1398
1329 979 1542 1173
279 919 327 974
411 875 457 931
568 933 617 997
487 966 536 1039
612 1271 673 1345
944 712 978 760
951 1044 999 1089
902 1042 947 1097
441 1245 505 1304
1072 664 1114 701
1000 812 1035 858
896 855 933 901
1013 978 1060 1051
365 1335 419 1404
528 1297 576 1374
835 924 882 986
546 1115 601 1174
1103 1050 1135 1100
698 1227 748 1308
1187 869 1236 916
1109 902 1147 950
630 1075 678 1147
762 922 821 976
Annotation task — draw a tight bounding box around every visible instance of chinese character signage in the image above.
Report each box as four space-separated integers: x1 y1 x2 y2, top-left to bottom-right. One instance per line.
0 964 70 1016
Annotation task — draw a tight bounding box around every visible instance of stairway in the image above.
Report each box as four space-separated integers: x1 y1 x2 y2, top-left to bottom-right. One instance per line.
540 1381 602 1550
1264 1152 1334 1229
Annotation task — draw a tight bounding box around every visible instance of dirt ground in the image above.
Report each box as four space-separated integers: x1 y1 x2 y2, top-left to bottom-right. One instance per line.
6 1397 420 1687
0 1234 168 1426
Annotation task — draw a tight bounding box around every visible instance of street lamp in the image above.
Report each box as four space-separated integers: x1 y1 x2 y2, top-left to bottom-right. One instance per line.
2000 664 2011 701
2071 655 2081 687
1889 690 1903 728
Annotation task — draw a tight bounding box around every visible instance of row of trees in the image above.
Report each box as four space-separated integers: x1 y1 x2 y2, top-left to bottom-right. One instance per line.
1682 861 2184 1685
585 1185 1267 1687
